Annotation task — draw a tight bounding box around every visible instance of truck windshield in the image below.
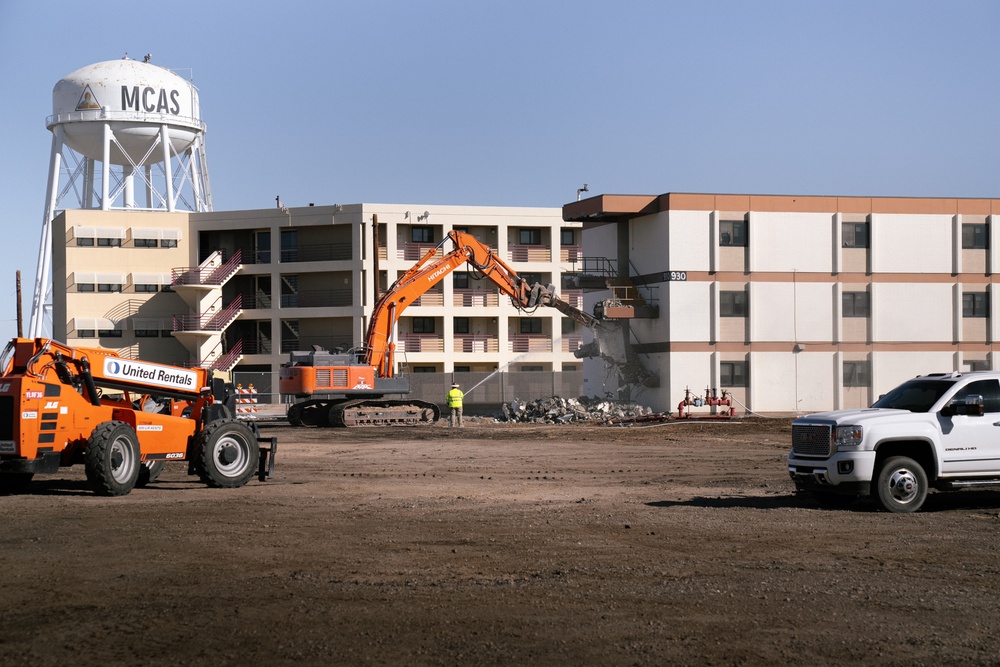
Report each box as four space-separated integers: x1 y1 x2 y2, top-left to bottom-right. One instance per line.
871 379 957 412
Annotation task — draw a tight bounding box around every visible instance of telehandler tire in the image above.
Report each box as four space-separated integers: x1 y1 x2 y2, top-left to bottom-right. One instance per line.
194 419 259 488
136 460 166 488
85 421 141 496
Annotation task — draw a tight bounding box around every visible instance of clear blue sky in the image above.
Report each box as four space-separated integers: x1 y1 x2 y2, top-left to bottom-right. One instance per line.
1 0 998 340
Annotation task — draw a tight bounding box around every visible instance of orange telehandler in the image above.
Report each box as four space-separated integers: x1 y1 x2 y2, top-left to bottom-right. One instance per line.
0 337 276 496
279 230 602 427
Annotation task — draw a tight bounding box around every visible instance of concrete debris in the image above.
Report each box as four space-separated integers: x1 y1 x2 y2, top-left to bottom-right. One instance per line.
499 395 659 424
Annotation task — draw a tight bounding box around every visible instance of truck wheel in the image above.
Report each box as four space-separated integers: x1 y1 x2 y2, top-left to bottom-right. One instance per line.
85 421 141 496
195 419 260 488
135 460 165 488
873 456 928 513
287 404 303 427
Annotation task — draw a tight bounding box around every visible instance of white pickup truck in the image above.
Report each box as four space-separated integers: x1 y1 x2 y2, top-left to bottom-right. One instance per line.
788 372 1000 512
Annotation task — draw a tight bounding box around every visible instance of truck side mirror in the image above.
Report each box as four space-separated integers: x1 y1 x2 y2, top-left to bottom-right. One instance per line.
943 395 985 417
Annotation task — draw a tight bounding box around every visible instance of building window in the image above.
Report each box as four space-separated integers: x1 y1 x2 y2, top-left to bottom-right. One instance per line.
77 329 96 338
413 366 436 373
720 361 748 387
77 283 95 293
97 237 121 247
561 318 577 334
519 229 542 245
967 359 991 372
521 365 544 372
520 272 542 286
162 239 178 248
720 291 748 317
560 229 575 245
135 329 159 338
844 361 870 387
134 238 158 248
256 230 271 263
134 284 159 293
963 292 990 318
97 283 122 293
842 222 869 248
76 237 95 247
454 317 470 334
519 318 542 334
411 317 435 334
411 226 433 243
98 329 122 338
453 273 469 289
842 291 870 317
720 220 747 247
962 223 989 249
454 365 471 373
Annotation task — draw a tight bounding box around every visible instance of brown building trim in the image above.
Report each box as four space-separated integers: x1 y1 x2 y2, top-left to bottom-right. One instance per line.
659 272 997 285
658 342 1000 353
564 191 1000 221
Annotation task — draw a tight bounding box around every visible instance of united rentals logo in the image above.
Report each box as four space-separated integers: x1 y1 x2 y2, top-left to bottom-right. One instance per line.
104 358 197 391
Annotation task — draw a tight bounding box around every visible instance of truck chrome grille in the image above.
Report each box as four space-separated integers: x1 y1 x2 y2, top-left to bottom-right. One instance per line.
792 424 833 457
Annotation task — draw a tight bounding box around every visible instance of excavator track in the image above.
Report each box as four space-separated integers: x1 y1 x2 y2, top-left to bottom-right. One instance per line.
329 399 440 427
288 399 440 427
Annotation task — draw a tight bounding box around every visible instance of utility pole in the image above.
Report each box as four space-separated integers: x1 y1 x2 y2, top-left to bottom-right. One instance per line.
16 270 23 337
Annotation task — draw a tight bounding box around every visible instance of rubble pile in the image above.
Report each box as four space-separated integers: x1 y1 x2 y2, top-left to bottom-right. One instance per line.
499 396 661 424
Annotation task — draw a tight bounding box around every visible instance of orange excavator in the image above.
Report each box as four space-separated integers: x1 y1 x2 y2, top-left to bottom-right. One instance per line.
279 230 601 427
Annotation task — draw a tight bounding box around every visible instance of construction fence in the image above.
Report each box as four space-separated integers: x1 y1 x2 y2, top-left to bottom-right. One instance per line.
232 370 584 418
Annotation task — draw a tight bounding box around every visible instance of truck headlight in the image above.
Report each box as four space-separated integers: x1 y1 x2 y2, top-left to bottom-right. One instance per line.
835 425 863 448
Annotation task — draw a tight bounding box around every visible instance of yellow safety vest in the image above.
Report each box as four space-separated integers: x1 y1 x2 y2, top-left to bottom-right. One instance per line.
447 388 464 408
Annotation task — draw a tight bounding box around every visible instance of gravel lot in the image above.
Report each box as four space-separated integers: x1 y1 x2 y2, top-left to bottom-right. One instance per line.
2 418 1000 666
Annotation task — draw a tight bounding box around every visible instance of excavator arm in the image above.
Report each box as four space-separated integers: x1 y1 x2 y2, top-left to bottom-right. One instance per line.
365 230 602 378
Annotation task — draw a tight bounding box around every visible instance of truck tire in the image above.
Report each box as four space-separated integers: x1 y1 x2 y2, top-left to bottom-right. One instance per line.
873 455 928 513
85 421 141 496
195 419 259 488
135 460 165 488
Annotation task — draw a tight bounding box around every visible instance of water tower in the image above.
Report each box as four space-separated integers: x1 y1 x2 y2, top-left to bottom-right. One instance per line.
28 55 213 337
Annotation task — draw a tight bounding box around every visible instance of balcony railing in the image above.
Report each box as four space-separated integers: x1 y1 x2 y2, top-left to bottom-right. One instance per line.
397 333 445 353
412 290 444 307
279 243 353 263
398 243 443 261
237 337 273 355
280 335 355 354
453 335 499 353
173 294 242 332
561 289 583 309
278 289 353 308
453 290 499 308
561 333 583 353
507 244 551 262
560 245 583 263
509 334 551 353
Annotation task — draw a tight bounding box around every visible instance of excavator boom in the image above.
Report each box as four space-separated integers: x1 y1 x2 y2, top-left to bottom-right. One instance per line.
279 229 605 427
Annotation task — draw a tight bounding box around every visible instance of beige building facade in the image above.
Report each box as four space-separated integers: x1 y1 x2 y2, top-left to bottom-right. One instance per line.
53 203 584 399
565 192 1000 414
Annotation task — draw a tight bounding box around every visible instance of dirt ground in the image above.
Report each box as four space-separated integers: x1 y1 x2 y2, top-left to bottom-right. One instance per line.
3 416 1000 666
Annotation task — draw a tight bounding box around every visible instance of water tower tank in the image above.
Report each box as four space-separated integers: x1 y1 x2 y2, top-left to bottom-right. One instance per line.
49 58 204 166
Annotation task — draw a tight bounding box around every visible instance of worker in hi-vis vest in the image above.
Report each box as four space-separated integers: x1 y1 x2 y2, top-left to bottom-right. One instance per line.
447 383 464 428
